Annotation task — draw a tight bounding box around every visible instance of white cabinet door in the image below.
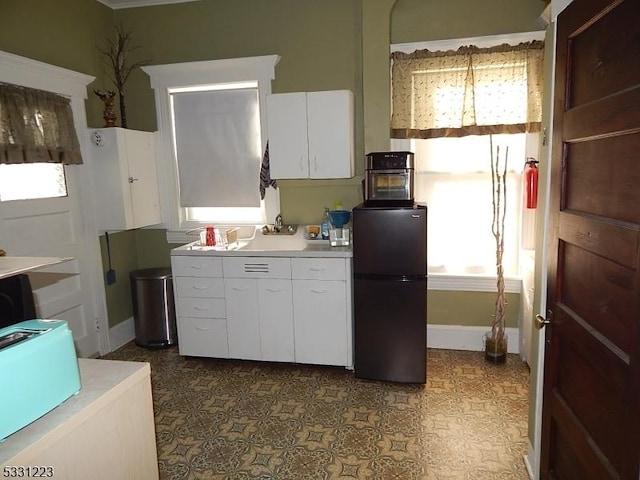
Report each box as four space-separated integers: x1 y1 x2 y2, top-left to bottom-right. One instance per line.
259 279 294 362
266 90 354 179
307 90 355 179
225 278 261 361
267 93 309 179
293 280 349 366
123 130 161 229
88 128 161 231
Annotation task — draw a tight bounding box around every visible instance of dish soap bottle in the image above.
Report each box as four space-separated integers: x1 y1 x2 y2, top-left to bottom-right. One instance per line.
320 207 331 240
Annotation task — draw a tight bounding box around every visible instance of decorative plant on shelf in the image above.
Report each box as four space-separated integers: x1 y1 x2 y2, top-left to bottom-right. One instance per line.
97 24 151 128
485 135 509 364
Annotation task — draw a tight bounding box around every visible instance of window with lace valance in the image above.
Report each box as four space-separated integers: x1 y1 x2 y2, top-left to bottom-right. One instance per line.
391 41 544 140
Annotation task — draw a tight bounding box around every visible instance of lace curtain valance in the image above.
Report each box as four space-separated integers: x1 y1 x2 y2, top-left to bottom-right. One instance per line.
0 82 83 164
391 41 545 139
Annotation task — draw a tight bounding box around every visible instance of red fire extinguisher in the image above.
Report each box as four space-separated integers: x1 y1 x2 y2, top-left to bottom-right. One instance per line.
524 158 539 209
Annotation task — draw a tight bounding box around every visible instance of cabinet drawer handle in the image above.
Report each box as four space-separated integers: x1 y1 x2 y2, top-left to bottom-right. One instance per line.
195 326 213 331
193 305 209 311
232 287 249 292
190 265 205 270
266 288 283 293
192 285 209 290
310 289 328 294
309 267 327 272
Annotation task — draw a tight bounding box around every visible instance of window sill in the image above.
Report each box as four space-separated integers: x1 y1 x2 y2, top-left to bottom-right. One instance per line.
428 273 521 293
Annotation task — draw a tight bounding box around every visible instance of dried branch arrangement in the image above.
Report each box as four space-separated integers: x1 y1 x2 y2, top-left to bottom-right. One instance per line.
487 135 509 362
97 24 151 128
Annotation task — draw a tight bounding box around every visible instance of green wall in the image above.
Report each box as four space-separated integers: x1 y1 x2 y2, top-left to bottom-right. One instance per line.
391 0 544 43
0 0 114 125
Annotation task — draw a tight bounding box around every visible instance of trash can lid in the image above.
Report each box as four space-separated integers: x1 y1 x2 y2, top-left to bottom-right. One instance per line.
130 267 172 280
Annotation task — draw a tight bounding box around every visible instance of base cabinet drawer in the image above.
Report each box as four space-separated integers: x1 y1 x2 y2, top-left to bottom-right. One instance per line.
172 256 223 277
177 317 229 358
291 258 347 280
176 297 226 318
176 277 225 298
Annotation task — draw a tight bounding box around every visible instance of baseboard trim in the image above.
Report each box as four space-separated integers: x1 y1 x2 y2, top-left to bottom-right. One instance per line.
109 317 135 352
427 324 520 354
524 440 537 480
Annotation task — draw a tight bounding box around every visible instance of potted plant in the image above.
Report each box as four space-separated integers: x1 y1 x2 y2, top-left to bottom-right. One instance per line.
485 136 509 364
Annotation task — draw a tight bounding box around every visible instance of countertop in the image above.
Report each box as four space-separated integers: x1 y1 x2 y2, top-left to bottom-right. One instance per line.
171 227 352 258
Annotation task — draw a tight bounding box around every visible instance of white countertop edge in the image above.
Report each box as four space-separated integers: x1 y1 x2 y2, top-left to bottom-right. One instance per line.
171 246 353 258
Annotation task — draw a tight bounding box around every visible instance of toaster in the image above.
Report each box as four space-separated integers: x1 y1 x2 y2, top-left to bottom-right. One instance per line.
0 319 81 440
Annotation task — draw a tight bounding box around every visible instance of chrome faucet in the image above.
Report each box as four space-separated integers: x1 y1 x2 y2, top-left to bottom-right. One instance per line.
274 214 283 232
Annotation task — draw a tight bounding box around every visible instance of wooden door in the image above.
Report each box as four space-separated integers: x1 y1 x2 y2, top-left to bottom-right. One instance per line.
541 0 640 478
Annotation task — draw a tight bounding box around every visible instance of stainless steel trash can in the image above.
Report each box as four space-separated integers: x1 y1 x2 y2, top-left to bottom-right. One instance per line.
130 267 177 348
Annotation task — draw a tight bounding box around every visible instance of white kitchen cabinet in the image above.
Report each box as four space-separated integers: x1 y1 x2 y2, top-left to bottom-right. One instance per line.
88 127 161 230
291 258 352 367
171 256 228 358
171 250 352 368
223 257 294 363
267 90 354 179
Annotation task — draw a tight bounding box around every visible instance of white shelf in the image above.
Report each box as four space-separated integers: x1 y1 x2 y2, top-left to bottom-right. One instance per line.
0 256 73 280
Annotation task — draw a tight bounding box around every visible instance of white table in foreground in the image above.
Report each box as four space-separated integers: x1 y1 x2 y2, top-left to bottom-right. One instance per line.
0 359 159 480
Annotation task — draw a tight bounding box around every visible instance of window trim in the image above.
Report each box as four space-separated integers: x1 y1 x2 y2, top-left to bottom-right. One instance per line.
142 55 280 232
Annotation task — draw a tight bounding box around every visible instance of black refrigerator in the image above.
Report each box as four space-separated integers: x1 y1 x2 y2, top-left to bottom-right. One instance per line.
352 203 427 383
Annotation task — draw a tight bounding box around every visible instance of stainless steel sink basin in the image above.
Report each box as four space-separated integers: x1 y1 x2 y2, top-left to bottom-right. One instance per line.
261 224 298 235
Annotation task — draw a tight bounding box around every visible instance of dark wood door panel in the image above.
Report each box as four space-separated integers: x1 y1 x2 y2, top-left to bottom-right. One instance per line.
550 397 619 479
564 87 640 141
560 242 634 355
565 134 640 223
558 211 639 268
554 308 629 459
569 0 640 108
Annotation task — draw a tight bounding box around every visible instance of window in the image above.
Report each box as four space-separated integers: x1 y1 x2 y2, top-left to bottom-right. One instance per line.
396 134 527 276
0 163 67 201
170 82 263 224
143 55 280 230
391 33 544 278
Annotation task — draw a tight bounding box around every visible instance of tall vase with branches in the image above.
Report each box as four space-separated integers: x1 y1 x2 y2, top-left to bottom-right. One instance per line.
485 135 509 364
97 24 150 128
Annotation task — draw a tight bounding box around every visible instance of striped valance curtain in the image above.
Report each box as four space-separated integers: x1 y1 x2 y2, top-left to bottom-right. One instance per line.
0 82 83 164
391 41 545 139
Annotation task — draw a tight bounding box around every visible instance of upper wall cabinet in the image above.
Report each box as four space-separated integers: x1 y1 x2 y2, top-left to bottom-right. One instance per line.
267 90 355 179
88 128 161 231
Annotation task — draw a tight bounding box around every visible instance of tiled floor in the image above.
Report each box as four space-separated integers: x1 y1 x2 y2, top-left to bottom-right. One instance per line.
104 344 530 479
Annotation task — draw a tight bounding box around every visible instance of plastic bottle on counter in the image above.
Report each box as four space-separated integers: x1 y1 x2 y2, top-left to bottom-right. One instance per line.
205 226 216 246
320 207 331 240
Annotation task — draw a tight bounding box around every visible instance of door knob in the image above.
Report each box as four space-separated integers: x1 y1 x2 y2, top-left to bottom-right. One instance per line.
535 312 551 330
128 177 139 183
